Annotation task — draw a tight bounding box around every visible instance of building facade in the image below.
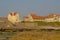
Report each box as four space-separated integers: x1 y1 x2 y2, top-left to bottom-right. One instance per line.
24 14 45 22
8 12 21 24
45 14 59 22
24 14 60 22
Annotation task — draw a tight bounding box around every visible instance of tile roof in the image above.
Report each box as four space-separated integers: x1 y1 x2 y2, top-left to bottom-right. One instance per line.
25 13 60 20
24 16 29 18
46 14 59 18
30 14 45 20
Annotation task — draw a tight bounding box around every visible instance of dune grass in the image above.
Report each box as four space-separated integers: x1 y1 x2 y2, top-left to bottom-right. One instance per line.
9 30 60 40
35 21 60 26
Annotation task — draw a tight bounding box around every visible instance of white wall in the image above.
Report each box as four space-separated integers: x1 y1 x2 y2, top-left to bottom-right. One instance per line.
45 17 59 22
8 12 21 24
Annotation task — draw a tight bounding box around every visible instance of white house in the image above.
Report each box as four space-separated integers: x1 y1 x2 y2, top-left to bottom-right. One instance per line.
24 14 45 22
24 13 60 22
8 12 21 24
45 14 59 22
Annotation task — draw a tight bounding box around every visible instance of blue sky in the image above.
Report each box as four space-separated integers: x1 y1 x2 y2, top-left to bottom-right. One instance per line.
0 0 60 19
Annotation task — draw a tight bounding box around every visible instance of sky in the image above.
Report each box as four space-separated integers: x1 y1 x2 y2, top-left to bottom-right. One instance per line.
0 0 60 19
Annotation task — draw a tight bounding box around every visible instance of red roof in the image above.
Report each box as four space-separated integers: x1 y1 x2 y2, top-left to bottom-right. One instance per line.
24 13 60 20
30 14 45 20
46 14 59 18
25 16 29 18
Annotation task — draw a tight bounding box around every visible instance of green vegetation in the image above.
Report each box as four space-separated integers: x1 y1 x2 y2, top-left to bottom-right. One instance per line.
0 32 17 37
0 29 60 40
35 21 60 26
21 21 60 26
34 21 47 26
21 21 34 23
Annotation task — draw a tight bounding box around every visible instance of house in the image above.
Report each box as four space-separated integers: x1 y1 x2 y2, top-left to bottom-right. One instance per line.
45 14 59 22
24 14 45 22
8 12 21 24
24 13 60 22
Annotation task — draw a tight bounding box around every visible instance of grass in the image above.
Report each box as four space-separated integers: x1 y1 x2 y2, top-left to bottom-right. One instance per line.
34 21 60 26
0 29 59 40
0 32 17 37
0 32 18 40
9 30 60 40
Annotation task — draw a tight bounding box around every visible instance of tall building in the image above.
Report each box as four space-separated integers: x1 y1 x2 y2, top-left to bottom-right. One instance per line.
8 12 21 24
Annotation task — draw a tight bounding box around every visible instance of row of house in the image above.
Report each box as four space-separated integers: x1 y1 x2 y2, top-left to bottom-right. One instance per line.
0 12 60 24
24 14 60 22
